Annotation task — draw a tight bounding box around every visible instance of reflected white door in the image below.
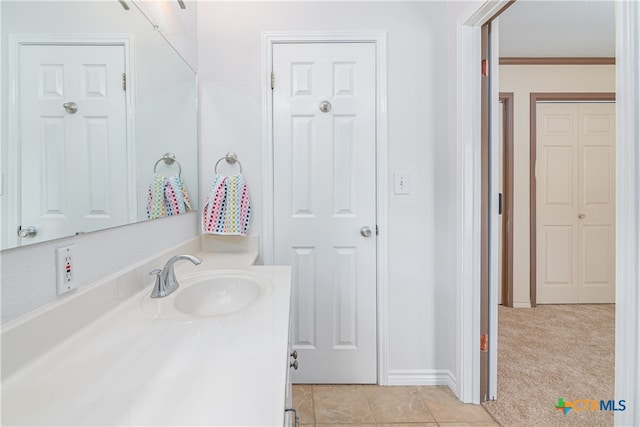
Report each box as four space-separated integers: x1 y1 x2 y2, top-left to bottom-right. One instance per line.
19 44 129 245
536 102 616 304
272 42 377 383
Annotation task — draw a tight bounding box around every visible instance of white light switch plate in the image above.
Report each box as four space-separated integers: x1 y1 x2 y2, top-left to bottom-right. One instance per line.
394 172 410 195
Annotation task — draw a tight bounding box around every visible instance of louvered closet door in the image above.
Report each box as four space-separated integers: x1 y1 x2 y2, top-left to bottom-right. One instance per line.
536 102 615 304
19 44 128 245
272 42 377 383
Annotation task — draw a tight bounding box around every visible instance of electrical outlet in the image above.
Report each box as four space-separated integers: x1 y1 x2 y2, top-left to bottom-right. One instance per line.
56 245 78 295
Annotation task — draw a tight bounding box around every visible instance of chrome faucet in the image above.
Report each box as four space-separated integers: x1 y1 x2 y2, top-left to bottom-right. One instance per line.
149 254 202 298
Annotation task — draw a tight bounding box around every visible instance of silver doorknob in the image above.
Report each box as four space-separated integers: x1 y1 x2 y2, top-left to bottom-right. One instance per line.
578 213 586 219
360 226 372 238
63 102 78 114
319 100 332 113
18 226 38 238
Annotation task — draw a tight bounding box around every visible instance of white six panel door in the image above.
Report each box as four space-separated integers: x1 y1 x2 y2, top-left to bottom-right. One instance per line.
272 43 377 383
19 44 129 245
536 102 616 304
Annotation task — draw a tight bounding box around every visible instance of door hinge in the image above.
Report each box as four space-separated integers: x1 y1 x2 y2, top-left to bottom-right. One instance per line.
480 334 489 352
376 225 379 236
271 71 274 90
122 73 127 91
481 59 488 77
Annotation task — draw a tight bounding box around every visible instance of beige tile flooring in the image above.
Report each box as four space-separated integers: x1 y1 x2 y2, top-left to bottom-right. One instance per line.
292 384 499 426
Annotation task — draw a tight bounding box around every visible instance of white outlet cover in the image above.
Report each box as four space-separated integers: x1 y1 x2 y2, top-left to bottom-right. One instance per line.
56 245 78 296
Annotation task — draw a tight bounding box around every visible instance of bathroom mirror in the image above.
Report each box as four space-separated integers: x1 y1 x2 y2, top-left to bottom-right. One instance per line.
1 0 198 250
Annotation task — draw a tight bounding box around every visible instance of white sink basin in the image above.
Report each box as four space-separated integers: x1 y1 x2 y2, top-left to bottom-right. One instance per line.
140 270 273 320
174 276 262 316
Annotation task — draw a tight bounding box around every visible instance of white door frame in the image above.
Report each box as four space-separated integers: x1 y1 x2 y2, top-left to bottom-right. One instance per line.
6 34 137 249
261 31 390 384
458 2 640 425
613 2 640 425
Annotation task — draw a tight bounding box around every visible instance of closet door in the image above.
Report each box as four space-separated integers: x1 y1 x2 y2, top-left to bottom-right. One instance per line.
536 102 615 304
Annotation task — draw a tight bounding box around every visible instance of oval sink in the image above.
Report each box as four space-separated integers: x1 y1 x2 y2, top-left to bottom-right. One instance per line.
140 270 273 320
174 276 262 316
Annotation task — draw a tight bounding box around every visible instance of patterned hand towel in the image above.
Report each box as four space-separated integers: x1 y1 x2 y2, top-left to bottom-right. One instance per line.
165 175 192 216
202 173 251 235
147 174 192 219
147 173 167 219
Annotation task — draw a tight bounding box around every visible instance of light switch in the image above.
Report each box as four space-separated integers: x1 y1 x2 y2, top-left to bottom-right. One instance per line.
394 172 410 195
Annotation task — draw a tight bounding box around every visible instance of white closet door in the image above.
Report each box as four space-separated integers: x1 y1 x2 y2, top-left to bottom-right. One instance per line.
536 102 615 304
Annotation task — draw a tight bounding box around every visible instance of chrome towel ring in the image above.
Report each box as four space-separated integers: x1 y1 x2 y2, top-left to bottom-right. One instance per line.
214 151 243 174
154 152 182 177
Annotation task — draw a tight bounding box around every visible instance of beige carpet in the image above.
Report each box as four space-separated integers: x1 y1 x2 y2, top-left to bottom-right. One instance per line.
482 304 615 427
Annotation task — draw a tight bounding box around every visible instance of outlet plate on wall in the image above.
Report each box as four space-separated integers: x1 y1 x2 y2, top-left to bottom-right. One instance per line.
56 245 78 295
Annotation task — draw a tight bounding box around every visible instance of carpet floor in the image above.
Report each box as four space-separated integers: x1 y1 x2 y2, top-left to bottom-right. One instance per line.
482 304 615 427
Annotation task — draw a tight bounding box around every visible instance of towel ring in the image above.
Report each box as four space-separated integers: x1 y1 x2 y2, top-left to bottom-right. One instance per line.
154 152 182 177
214 152 243 174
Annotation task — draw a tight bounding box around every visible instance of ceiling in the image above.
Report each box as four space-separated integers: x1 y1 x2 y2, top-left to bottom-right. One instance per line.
498 0 615 58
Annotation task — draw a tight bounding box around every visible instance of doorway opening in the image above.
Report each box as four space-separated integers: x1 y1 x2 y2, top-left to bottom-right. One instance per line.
478 1 618 422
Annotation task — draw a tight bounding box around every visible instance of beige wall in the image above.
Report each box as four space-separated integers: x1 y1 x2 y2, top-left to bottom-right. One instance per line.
499 64 615 307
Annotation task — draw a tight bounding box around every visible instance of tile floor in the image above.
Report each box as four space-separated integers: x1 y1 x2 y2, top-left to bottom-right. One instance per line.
292 384 499 426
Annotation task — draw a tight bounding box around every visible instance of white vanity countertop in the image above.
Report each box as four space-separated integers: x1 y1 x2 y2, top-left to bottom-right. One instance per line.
1 259 291 426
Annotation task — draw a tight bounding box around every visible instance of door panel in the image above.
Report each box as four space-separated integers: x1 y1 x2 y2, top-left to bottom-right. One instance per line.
577 103 616 303
273 42 377 383
536 102 615 304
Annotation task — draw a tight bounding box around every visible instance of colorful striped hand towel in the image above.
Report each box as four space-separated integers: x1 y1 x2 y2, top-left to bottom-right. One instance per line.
147 174 192 219
202 173 251 235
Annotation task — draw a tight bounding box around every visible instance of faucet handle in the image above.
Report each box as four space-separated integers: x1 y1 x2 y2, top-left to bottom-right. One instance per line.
149 269 163 298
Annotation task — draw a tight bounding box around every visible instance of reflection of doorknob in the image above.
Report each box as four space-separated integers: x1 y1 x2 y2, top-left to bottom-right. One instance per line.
578 213 586 219
63 101 78 114
18 226 38 238
360 226 372 238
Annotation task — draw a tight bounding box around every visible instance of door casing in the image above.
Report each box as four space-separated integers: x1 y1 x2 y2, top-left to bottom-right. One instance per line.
261 31 390 384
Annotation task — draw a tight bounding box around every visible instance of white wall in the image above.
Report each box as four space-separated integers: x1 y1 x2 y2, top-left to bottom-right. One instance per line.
197 1 459 383
499 64 616 307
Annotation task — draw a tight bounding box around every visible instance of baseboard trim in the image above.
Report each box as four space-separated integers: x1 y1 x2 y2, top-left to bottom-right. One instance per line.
387 369 456 391
512 302 532 308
